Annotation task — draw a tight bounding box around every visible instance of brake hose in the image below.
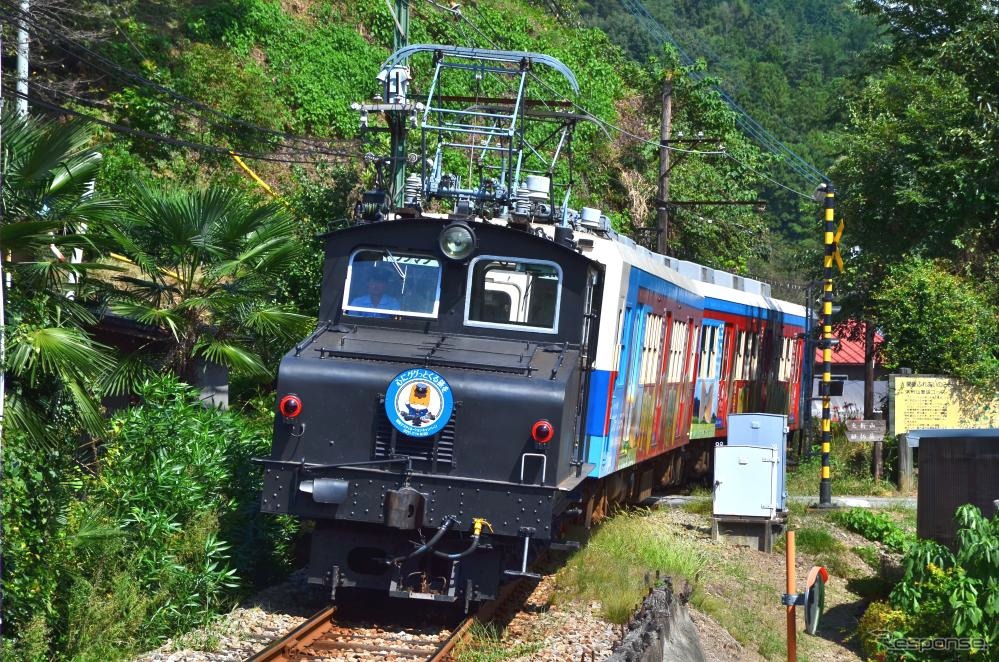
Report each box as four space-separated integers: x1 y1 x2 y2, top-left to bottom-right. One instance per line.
433 518 493 560
387 515 458 565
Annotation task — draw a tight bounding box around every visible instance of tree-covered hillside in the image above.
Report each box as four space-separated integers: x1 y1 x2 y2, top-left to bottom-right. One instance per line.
578 0 881 259
8 0 787 281
1 1 997 659
0 5 780 654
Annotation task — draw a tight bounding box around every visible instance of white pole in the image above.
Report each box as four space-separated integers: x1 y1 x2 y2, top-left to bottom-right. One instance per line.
16 0 28 116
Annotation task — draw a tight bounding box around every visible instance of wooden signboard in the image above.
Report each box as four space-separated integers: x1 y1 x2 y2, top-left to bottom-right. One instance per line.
844 419 887 442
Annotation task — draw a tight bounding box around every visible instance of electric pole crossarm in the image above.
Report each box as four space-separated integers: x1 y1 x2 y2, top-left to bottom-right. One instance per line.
655 199 767 207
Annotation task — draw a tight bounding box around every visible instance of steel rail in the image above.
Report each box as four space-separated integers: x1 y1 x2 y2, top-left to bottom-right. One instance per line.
246 604 338 662
246 552 549 661
427 558 545 661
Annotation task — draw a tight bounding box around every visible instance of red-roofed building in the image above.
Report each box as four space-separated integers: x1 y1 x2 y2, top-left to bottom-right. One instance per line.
814 323 884 379
811 321 887 420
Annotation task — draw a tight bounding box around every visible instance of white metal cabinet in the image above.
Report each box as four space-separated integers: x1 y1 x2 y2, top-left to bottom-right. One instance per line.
713 445 779 519
727 413 788 512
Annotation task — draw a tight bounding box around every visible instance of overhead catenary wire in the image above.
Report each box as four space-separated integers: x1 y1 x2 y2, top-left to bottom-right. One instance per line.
0 0 357 157
0 0 335 147
617 0 827 184
432 0 816 197
628 0 814 151
418 0 725 157
616 0 825 185
721 150 814 201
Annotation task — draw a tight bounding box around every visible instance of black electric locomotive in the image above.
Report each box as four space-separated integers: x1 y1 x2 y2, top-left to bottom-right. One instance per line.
257 44 807 607
260 217 602 604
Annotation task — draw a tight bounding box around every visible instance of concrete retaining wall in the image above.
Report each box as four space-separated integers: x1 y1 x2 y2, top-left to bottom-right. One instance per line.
606 579 705 662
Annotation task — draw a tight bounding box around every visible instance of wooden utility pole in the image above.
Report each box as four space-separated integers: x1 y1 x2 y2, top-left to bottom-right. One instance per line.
657 75 672 255
863 321 876 419
389 0 410 207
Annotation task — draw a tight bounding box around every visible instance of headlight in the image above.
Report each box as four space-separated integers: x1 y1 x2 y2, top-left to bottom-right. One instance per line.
439 223 476 261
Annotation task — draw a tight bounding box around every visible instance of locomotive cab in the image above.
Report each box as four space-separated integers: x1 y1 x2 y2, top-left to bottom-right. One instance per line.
260 216 602 604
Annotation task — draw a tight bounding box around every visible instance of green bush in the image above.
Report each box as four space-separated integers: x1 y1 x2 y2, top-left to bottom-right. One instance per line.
188 0 385 135
1 376 299 659
0 439 80 641
865 505 999 659
831 508 915 554
857 600 913 659
95 377 299 611
874 258 999 392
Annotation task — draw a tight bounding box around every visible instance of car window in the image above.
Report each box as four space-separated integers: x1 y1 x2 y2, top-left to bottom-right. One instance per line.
465 257 561 332
343 249 441 319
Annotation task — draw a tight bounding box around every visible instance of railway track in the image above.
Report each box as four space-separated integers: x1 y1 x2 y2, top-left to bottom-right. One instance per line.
245 603 458 661
246 572 541 662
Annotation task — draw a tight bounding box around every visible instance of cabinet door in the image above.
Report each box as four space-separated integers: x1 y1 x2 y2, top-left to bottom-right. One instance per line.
713 446 778 518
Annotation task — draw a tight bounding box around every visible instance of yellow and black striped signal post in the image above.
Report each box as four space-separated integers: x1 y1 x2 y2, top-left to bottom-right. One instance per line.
819 184 836 506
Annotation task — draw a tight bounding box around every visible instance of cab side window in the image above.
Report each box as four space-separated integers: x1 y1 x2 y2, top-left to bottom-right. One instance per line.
465 257 562 333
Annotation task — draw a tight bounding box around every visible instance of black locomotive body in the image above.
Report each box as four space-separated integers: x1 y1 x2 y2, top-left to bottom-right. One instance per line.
260 217 602 604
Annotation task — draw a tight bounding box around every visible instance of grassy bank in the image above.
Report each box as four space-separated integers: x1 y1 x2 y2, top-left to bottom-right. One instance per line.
787 424 905 497
553 510 706 623
550 502 906 660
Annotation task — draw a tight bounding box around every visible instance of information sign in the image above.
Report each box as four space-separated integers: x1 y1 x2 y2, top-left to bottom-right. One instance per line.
844 419 887 442
888 375 998 435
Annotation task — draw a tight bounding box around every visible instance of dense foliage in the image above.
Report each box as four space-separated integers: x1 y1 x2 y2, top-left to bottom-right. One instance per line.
859 505 999 659
19 0 787 275
832 0 999 394
105 183 314 379
2 0 998 657
578 0 881 268
872 258 999 388
0 113 304 657
831 508 915 555
1 377 296 660
0 112 123 446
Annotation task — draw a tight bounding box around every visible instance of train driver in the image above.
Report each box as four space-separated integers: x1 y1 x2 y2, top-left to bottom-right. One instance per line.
350 267 400 318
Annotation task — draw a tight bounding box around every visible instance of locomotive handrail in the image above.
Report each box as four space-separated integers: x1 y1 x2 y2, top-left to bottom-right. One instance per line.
312 345 537 375
251 456 412 472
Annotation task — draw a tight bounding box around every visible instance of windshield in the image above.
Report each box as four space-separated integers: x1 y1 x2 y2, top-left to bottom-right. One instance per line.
465 256 561 332
342 249 442 319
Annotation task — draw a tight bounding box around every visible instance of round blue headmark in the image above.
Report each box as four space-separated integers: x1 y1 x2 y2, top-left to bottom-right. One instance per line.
385 368 454 438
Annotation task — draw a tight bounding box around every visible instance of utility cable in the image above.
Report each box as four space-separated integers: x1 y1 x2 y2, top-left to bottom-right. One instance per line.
722 150 813 200
12 89 355 166
422 0 815 199
0 1 355 155
419 0 725 156
615 0 822 183
618 0 827 183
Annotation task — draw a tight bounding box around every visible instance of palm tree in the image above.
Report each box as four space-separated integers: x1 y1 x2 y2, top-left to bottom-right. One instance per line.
1 111 123 446
105 184 313 390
